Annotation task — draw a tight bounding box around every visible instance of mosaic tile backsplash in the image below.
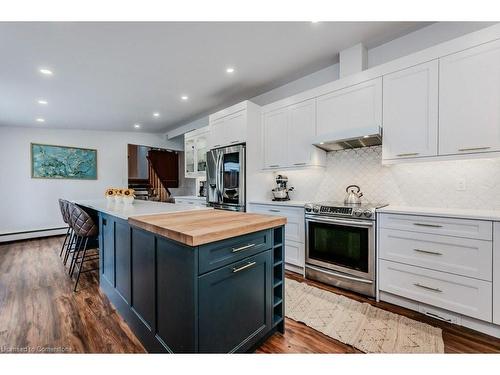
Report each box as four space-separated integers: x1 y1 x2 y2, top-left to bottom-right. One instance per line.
267 146 500 209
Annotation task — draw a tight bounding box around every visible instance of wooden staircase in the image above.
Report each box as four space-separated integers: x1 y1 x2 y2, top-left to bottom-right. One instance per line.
128 149 179 202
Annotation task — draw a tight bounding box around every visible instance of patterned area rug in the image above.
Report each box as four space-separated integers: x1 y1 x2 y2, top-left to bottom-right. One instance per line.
285 278 445 353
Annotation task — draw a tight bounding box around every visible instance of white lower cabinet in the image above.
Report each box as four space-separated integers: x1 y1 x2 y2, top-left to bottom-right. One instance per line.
494 223 500 325
284 240 304 268
175 197 207 207
379 259 492 322
378 212 496 327
379 229 492 281
247 203 305 271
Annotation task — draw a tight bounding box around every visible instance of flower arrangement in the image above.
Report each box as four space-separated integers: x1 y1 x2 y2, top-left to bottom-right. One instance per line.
105 187 135 203
105 187 135 204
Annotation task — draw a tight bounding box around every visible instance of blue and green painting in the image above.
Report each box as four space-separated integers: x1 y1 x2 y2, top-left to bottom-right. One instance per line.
31 143 97 179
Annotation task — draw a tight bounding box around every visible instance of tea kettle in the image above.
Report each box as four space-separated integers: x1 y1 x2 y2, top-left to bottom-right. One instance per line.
344 185 363 205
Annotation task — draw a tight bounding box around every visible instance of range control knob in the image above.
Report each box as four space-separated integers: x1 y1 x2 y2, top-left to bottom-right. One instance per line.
363 210 373 218
353 209 363 217
312 206 320 213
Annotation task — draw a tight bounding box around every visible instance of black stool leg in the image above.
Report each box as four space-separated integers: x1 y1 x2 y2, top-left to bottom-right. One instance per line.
63 231 76 266
69 236 82 277
59 227 71 257
73 237 89 292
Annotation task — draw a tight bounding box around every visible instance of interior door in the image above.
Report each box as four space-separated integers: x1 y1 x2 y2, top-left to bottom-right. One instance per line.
439 39 500 155
382 60 439 160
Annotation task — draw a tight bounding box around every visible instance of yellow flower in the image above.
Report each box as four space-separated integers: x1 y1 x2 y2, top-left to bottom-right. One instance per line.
105 188 115 197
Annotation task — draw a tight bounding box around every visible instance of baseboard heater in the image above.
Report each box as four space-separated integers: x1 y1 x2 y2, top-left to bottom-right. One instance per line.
0 227 68 243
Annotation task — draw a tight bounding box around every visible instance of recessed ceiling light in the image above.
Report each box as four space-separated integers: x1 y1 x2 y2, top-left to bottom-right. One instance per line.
37 99 48 105
311 21 319 24
39 68 53 76
153 112 160 118
36 118 45 123
319 142 325 145
181 95 189 101
226 67 235 74
363 135 370 138
134 123 141 129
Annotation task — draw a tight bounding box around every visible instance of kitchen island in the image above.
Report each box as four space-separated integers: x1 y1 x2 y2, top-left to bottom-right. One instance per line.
76 200 286 353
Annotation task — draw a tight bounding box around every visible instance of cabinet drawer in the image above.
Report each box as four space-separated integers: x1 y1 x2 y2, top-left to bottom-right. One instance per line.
379 213 492 240
379 260 492 321
379 228 492 281
248 204 304 243
198 229 272 274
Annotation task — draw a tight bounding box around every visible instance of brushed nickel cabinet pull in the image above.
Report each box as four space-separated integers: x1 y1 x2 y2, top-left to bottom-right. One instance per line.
231 243 256 253
413 223 443 228
414 248 443 256
232 261 257 273
293 162 307 166
458 146 491 152
269 209 281 213
396 152 419 157
414 283 442 293
269 164 280 168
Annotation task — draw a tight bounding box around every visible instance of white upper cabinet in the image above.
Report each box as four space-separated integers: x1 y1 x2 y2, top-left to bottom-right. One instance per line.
382 60 439 160
316 77 382 140
208 101 260 149
287 100 318 167
439 39 500 156
263 108 288 169
262 99 325 169
209 110 246 149
184 126 209 178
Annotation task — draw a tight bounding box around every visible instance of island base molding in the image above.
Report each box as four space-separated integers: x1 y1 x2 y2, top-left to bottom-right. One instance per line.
379 291 500 338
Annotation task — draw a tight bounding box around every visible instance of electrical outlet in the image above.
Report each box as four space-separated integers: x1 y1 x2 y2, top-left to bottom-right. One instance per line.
456 178 466 191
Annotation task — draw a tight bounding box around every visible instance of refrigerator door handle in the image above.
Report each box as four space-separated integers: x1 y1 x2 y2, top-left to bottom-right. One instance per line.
217 150 223 203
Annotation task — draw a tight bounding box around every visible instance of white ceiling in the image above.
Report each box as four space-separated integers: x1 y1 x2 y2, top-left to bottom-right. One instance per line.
0 22 430 133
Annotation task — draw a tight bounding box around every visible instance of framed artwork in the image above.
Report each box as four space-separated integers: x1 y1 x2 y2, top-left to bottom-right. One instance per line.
31 143 97 180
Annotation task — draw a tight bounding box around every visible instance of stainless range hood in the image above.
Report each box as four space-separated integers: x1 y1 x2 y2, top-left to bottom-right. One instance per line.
313 126 382 152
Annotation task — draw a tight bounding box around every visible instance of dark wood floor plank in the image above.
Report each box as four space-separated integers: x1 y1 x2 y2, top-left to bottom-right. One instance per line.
1 236 499 353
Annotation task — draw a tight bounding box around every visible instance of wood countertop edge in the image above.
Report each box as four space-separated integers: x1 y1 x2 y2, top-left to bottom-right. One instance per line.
128 215 286 246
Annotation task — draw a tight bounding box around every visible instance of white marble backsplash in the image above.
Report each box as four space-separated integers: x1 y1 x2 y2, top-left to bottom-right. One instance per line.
273 146 500 209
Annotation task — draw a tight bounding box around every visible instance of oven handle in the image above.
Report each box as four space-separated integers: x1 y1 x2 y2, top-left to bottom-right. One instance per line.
306 264 374 284
306 216 374 228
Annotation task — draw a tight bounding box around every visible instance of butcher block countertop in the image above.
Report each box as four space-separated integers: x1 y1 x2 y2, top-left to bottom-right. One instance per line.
128 209 287 246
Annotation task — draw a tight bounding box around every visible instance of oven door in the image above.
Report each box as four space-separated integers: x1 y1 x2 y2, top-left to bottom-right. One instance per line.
305 216 374 280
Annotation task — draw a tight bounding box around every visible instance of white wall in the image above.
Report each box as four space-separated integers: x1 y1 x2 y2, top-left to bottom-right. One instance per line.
0 126 183 236
253 146 500 210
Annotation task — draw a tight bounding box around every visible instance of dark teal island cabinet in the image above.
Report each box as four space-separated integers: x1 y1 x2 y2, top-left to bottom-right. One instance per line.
95 208 286 353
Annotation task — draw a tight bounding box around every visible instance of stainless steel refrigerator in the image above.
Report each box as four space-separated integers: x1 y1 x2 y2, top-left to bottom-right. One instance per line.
206 144 246 211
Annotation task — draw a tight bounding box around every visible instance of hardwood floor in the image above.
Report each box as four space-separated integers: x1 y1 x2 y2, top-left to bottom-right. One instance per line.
1 236 499 353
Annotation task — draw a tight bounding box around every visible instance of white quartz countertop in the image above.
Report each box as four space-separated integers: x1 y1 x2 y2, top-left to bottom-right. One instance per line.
248 200 307 208
377 205 500 221
74 199 212 220
173 195 206 200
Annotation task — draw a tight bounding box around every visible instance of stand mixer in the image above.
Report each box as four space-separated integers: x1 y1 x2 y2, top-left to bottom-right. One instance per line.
271 175 294 201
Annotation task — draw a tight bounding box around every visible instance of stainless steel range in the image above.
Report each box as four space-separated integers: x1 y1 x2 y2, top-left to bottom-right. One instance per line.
304 202 387 298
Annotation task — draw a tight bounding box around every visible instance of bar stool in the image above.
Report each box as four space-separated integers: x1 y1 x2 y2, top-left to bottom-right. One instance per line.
67 203 100 292
58 199 72 258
